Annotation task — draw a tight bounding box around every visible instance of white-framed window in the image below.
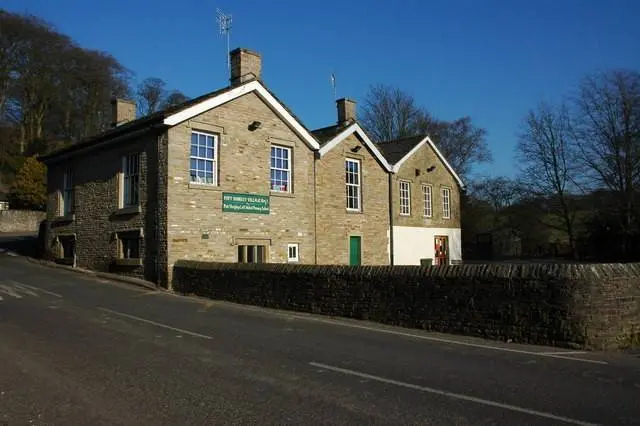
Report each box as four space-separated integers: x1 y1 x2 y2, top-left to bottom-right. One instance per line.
270 145 291 192
61 170 73 216
422 184 432 217
190 131 217 185
399 180 411 216
442 187 451 219
346 159 361 211
287 243 299 262
122 153 140 207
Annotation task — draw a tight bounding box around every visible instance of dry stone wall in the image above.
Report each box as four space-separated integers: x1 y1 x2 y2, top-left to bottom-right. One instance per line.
173 261 640 350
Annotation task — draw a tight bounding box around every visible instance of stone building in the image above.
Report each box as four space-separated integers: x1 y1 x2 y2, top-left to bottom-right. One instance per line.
377 136 465 265
41 48 464 288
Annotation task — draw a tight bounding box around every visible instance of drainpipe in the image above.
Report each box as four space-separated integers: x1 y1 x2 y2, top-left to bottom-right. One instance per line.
388 171 394 266
313 152 318 265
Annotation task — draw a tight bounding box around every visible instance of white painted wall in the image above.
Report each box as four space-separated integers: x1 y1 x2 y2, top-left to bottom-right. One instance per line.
392 226 462 265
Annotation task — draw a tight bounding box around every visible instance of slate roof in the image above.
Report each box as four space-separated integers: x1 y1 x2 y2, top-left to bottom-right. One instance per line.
375 135 426 165
41 79 318 162
40 84 242 163
310 121 352 146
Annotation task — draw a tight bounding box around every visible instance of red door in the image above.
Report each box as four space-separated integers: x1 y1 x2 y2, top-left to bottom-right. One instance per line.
434 236 449 266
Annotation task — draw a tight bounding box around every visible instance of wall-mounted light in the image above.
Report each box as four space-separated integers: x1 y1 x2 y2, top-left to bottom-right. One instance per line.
248 121 262 131
427 165 436 172
350 146 361 153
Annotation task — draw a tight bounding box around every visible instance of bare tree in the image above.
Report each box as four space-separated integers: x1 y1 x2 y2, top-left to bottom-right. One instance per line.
572 70 640 253
3 12 67 152
360 84 426 141
161 90 189 109
431 117 491 179
471 176 520 213
137 77 166 115
0 9 133 181
517 102 581 258
361 84 491 178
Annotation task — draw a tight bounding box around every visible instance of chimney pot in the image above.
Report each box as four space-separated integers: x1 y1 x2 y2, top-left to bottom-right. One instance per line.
336 98 356 125
111 98 136 127
230 48 262 86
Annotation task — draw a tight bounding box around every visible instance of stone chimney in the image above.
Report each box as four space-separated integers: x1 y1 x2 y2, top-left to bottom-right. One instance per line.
111 98 136 127
336 98 356 125
230 48 262 86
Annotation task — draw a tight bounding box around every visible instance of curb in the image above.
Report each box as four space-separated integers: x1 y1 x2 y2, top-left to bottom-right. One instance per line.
24 257 158 292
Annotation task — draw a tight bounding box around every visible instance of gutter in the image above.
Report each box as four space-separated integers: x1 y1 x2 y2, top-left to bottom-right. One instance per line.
41 121 164 165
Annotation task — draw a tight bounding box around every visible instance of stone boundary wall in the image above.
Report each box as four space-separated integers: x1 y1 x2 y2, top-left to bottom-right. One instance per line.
0 210 45 233
173 262 640 350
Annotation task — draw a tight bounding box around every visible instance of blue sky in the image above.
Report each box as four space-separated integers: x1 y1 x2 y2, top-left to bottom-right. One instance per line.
6 0 640 178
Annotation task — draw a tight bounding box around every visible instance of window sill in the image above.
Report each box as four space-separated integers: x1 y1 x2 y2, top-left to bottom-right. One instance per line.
114 258 142 267
346 209 362 214
52 214 75 223
270 191 294 198
188 182 221 191
114 205 141 216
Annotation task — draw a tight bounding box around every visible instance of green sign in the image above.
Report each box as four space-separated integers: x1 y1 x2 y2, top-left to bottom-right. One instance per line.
222 192 270 214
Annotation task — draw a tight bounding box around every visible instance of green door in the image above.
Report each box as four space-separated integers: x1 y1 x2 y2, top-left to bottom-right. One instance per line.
349 236 361 266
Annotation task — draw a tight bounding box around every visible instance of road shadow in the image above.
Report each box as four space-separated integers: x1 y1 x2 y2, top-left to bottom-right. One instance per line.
0 233 39 258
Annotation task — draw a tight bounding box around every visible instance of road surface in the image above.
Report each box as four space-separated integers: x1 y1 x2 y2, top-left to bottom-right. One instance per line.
1 250 639 425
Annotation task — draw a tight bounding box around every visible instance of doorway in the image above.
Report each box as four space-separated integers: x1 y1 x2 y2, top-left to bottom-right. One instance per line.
349 236 361 266
434 236 449 266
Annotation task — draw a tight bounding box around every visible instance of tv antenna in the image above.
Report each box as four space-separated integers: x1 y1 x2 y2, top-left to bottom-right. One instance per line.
217 8 232 71
330 72 336 100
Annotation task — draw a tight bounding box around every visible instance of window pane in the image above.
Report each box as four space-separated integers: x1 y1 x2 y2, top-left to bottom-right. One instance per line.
237 246 245 263
247 245 255 263
257 246 265 263
190 159 197 170
206 135 213 148
205 161 213 172
207 148 214 159
191 133 197 145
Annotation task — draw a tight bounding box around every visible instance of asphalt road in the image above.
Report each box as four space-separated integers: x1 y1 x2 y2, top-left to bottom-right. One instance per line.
1 250 640 425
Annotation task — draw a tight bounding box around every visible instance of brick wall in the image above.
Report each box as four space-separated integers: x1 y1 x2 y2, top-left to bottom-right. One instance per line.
315 133 390 265
166 92 317 286
173 261 640 350
0 210 45 233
